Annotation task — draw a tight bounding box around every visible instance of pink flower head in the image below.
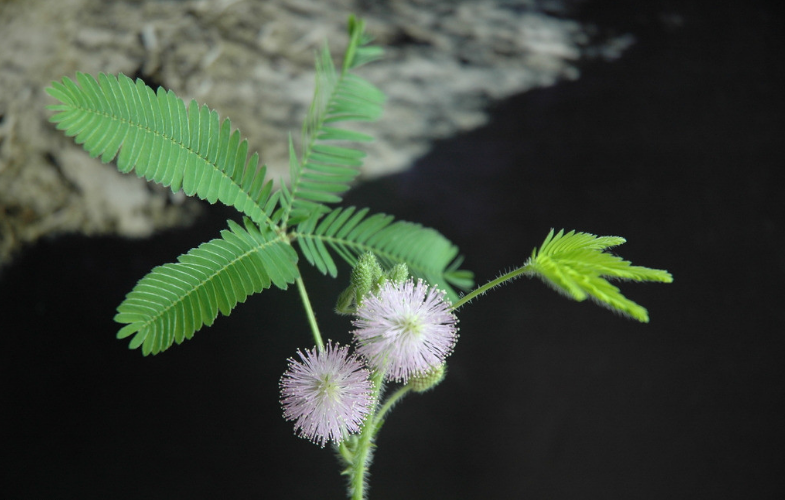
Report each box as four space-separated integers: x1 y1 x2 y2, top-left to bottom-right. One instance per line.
352 279 459 382
279 342 374 447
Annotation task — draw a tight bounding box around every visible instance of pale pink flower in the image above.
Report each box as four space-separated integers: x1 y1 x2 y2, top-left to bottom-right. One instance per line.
280 342 374 447
352 279 459 382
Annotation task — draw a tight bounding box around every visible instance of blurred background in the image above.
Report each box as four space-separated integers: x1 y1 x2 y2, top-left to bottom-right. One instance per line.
2 0 782 498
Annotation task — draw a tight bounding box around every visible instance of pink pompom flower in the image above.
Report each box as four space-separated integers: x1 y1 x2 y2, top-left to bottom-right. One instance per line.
280 342 374 447
352 279 459 382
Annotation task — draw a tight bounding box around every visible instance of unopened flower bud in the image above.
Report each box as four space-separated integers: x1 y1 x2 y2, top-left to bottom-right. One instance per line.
385 263 409 286
351 253 383 306
408 364 446 393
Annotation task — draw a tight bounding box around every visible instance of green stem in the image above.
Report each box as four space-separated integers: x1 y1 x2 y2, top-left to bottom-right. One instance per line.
350 371 385 500
450 264 532 310
373 385 411 431
295 275 324 351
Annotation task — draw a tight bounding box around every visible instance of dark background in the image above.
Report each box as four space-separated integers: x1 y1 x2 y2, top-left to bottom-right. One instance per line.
3 0 783 498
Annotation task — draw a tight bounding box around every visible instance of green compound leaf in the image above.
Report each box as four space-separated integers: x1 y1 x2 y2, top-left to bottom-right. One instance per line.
114 218 298 355
524 229 673 322
46 16 476 356
281 15 385 225
46 73 276 227
294 206 473 302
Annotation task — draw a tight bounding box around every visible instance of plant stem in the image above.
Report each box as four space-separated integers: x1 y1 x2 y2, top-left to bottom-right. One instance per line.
373 385 411 431
295 275 324 351
350 371 385 500
450 265 532 310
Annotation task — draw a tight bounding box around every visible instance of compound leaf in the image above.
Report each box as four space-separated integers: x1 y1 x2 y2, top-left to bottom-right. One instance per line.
46 73 276 227
294 206 473 301
282 15 384 225
114 218 298 355
524 229 673 322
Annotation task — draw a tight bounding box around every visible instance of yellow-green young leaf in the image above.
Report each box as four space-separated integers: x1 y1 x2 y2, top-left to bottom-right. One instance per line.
524 229 673 322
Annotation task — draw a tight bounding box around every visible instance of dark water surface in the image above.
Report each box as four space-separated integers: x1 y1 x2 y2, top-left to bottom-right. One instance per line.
3 1 782 498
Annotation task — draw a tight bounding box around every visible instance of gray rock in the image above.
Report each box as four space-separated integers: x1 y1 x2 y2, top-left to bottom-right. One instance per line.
0 0 627 266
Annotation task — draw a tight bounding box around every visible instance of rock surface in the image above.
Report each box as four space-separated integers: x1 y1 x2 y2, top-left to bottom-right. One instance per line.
0 0 623 265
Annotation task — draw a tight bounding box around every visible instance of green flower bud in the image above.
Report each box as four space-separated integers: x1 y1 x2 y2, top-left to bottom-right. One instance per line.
407 364 446 393
385 263 409 286
351 253 383 306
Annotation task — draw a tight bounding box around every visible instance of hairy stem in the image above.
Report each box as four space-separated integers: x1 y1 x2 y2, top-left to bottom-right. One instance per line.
450 265 531 310
373 385 411 432
349 371 385 500
295 275 324 351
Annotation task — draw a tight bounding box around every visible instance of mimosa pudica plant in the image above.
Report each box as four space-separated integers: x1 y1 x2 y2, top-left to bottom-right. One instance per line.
45 16 673 499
